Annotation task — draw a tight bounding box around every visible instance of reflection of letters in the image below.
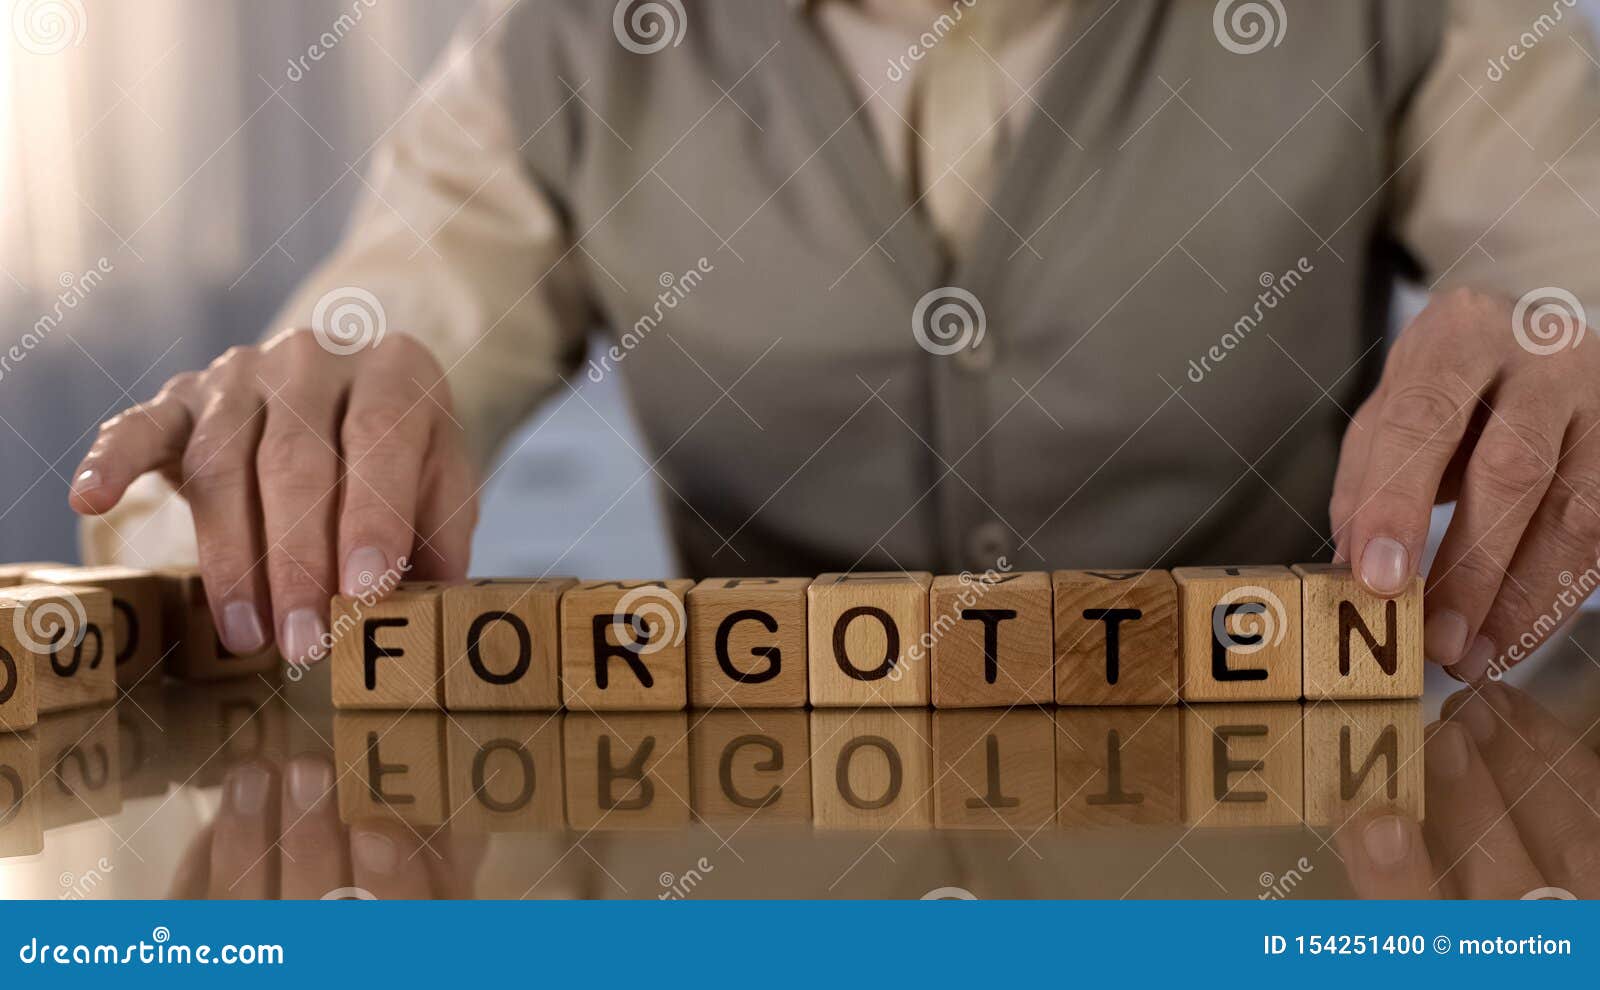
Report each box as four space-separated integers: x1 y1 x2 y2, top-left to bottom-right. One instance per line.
364 731 413 806
964 735 1020 811
1087 729 1144 807
599 735 655 811
1340 725 1398 801
719 735 782 809
473 739 535 813
836 736 901 809
1211 725 1267 802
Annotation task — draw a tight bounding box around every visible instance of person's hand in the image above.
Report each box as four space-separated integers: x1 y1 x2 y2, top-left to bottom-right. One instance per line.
68 329 477 665
168 754 483 899
1330 287 1600 682
1336 683 1599 899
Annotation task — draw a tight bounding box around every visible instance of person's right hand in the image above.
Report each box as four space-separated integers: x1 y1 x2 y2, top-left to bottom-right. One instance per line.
67 328 478 665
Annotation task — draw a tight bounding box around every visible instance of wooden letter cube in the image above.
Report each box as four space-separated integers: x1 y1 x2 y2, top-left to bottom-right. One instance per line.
1053 569 1179 706
1173 566 1302 702
560 580 693 711
0 584 115 713
1294 563 1422 700
1303 700 1424 829
334 711 448 826
1056 707 1182 827
932 709 1055 830
441 578 575 710
807 572 933 708
689 709 811 824
1182 703 1304 828
446 713 564 831
156 568 280 681
562 712 690 829
930 572 1053 708
0 562 66 588
0 605 37 733
331 583 444 710
0 732 42 858
26 565 164 688
687 577 810 709
809 709 932 829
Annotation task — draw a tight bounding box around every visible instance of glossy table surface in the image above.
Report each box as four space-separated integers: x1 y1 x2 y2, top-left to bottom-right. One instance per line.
3 614 1598 901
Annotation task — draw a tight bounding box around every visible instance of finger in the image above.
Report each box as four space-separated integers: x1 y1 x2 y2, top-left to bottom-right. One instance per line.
1332 809 1435 899
1348 358 1488 599
1422 380 1565 670
337 350 430 597
70 380 196 514
258 360 343 667
182 381 271 655
408 442 476 583
422 831 486 899
1329 392 1381 563
208 761 280 899
1451 684 1600 898
1424 710 1546 899
349 820 435 899
278 755 349 900
1466 423 1600 682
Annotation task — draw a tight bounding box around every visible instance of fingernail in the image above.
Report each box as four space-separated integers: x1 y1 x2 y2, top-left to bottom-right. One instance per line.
1424 610 1469 666
71 468 102 494
1430 723 1471 780
1455 694 1497 744
220 600 267 654
1454 635 1497 684
1359 537 1409 596
342 547 389 598
225 764 271 816
286 757 333 812
352 828 398 874
1362 814 1411 867
280 608 328 665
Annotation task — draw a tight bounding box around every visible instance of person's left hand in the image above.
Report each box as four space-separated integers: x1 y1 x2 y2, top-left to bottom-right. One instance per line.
1330 287 1600 682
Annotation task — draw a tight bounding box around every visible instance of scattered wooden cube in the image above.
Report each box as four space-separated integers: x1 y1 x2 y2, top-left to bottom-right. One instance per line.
26 565 164 689
333 711 447 826
37 706 123 829
441 578 576 711
330 583 444 710
562 712 690 830
930 572 1053 708
1303 700 1424 829
0 584 115 713
445 713 564 832
932 708 1055 829
560 580 693 711
1294 563 1422 700
114 683 170 800
0 731 41 857
0 562 66 588
686 577 810 709
809 709 932 829
1056 707 1183 826
807 572 934 708
1053 569 1179 706
156 568 280 682
688 709 811 824
0 607 37 733
1182 703 1304 828
1172 566 1302 702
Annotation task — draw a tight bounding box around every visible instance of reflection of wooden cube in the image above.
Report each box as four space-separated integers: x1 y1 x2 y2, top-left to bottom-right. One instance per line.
1182 703 1304 828
25 565 165 688
687 578 810 709
156 568 280 682
688 709 810 824
1173 567 1302 702
0 607 37 733
1056 707 1182 826
333 711 447 826
1294 564 1422 700
0 584 115 713
331 584 444 710
441 578 575 711
1303 701 1424 829
37 707 122 829
114 683 170 800
930 572 1053 709
810 710 932 829
0 731 42 858
562 713 690 830
933 709 1054 829
1053 570 1179 706
167 680 289 787
808 572 933 707
560 581 693 711
445 713 564 832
